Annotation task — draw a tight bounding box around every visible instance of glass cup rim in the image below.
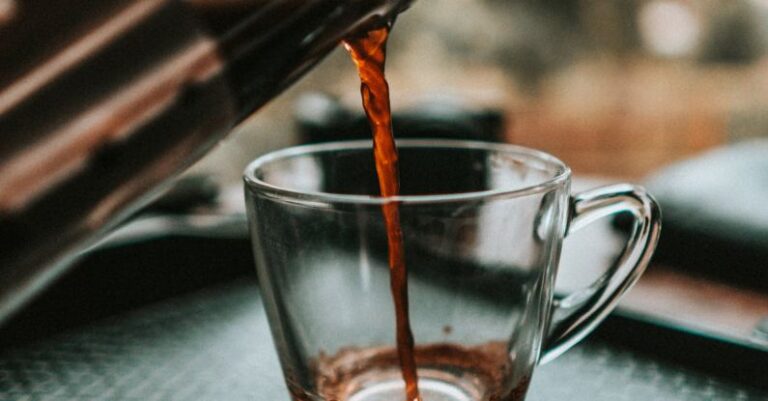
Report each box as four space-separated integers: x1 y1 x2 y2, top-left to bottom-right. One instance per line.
243 139 571 205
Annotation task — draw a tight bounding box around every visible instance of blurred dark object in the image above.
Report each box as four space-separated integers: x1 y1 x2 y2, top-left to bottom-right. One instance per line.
0 179 250 347
699 1 768 64
294 92 505 143
597 307 768 390
295 92 505 199
647 139 768 291
0 0 412 325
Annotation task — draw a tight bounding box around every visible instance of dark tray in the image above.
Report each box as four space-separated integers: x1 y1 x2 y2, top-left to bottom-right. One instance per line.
1 279 766 401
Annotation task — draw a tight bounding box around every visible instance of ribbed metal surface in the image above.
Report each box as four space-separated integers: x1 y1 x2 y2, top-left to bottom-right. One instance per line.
0 280 765 401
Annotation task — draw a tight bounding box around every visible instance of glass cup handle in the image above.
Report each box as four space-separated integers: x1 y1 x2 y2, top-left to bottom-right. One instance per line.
539 184 662 363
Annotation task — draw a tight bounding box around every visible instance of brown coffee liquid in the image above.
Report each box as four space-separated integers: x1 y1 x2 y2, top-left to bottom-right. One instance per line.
344 27 420 401
313 342 530 401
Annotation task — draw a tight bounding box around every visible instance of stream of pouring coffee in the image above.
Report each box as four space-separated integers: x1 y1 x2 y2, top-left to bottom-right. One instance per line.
344 27 421 401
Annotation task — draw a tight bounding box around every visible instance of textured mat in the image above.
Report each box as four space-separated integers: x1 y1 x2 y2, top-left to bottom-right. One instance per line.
0 280 765 401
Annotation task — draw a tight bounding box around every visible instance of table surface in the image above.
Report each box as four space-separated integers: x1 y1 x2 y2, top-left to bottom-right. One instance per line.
1 280 765 401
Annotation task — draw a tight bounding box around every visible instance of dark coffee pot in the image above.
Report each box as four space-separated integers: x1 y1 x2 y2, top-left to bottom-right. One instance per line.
0 0 412 322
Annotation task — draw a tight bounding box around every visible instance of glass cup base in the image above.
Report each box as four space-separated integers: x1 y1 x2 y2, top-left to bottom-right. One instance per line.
346 371 483 401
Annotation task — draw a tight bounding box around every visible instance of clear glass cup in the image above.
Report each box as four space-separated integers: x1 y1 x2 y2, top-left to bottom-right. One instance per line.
244 139 661 401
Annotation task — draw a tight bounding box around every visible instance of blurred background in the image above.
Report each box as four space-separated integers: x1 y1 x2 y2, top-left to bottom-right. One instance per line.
193 0 768 182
